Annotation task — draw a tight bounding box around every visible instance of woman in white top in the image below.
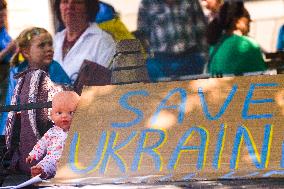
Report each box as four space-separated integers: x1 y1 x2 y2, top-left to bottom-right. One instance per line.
52 0 116 84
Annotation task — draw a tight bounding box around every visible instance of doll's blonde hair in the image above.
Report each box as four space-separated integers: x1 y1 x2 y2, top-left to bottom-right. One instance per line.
10 27 51 67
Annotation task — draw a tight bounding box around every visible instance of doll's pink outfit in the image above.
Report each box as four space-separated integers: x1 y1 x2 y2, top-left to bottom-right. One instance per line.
29 125 67 178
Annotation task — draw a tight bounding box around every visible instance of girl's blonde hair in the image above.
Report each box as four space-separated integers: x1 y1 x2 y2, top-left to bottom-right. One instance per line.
10 27 50 67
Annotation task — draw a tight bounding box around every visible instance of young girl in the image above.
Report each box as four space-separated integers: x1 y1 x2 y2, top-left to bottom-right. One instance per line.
0 35 71 135
4 27 66 176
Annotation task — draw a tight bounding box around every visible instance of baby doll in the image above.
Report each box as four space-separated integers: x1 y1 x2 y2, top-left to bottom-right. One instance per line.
26 91 80 179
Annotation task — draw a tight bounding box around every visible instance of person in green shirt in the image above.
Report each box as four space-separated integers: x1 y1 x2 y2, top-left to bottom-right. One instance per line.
206 1 267 76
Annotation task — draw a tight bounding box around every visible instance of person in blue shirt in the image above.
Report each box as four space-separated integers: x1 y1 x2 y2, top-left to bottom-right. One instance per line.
0 0 15 79
0 0 15 66
0 0 16 135
277 24 284 51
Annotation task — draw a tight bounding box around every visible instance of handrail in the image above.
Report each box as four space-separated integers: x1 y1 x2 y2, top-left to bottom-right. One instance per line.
0 101 52 112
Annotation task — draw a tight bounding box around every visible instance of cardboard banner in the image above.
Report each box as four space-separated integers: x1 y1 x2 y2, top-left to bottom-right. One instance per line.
53 74 284 185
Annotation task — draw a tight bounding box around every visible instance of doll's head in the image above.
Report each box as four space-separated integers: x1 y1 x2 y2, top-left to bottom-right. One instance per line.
51 91 80 131
10 27 54 69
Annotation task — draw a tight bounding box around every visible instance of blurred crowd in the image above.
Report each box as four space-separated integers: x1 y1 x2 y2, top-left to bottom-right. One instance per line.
1 0 282 106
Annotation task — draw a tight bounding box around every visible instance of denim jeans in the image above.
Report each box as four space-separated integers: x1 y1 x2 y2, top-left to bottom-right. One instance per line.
146 52 205 82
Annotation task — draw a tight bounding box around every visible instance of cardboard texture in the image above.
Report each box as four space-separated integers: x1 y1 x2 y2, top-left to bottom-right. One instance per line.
53 74 284 185
111 67 149 84
110 38 148 84
112 54 145 70
115 39 142 54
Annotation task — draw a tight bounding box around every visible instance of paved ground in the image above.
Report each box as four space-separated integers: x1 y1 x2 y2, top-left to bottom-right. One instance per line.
20 178 284 188
2 176 284 188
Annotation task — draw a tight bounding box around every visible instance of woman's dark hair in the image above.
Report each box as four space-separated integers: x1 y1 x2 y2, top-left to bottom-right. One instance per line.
54 0 99 28
206 1 250 45
0 0 7 11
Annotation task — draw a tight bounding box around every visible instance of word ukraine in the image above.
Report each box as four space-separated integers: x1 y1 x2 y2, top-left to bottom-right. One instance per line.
68 81 283 177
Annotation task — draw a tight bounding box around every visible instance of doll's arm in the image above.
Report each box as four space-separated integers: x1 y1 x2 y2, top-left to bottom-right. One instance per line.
31 165 44 178
36 134 66 179
27 131 49 163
